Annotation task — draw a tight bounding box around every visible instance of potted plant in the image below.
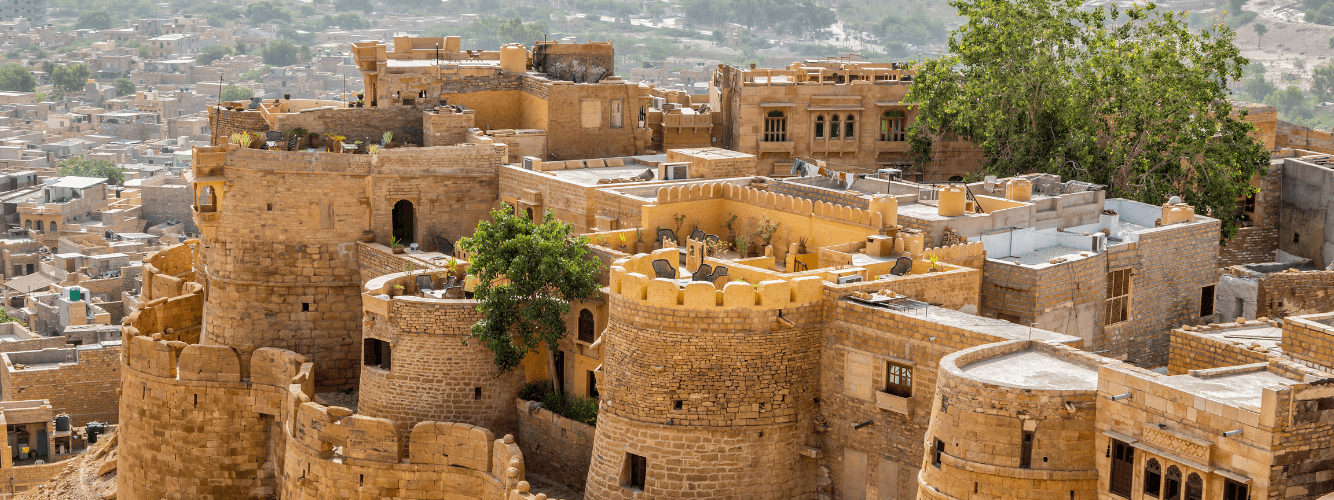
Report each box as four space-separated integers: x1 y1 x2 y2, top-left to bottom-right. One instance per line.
390 236 405 254
369 144 380 155
284 93 291 100
382 131 394 147
360 230 376 243
927 254 940 272
391 283 405 297
308 131 320 149
357 92 364 101
723 214 738 246
673 213 687 240
735 236 750 258
326 134 346 153
796 236 808 254
618 233 629 253
635 228 647 253
758 215 779 247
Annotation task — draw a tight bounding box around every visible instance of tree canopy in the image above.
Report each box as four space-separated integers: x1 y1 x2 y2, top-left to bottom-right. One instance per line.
244 1 291 24
459 208 601 374
76 9 114 30
0 64 35 93
50 64 91 95
906 0 1269 240
220 84 254 102
113 78 135 97
423 16 546 50
682 0 835 34
57 156 125 185
261 39 307 67
196 45 233 65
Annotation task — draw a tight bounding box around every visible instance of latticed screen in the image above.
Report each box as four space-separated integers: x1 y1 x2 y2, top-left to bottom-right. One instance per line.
1105 268 1131 325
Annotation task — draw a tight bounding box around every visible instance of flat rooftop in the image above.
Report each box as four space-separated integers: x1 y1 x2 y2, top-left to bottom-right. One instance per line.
960 349 1100 390
544 163 657 186
1160 369 1296 410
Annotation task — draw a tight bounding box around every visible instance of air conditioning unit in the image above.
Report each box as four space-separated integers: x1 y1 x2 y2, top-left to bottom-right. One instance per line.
664 163 688 180
1091 233 1107 252
837 274 863 284
652 96 666 110
522 157 535 170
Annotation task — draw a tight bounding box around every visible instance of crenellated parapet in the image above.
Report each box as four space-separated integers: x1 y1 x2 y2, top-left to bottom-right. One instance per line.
653 181 897 228
608 252 824 311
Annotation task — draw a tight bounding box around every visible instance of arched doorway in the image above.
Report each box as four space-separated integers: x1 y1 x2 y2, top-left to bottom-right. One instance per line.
49 222 56 232
392 200 414 246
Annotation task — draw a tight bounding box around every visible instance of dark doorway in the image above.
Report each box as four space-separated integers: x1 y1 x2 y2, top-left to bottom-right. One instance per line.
392 200 414 245
553 349 565 393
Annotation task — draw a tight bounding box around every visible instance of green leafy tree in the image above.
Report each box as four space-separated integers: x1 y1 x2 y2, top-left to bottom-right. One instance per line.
459 208 601 378
220 84 254 102
1228 0 1245 13
1266 85 1309 116
196 45 233 65
76 9 114 30
1242 74 1277 101
50 63 90 95
112 78 134 97
1312 64 1334 102
261 39 303 66
0 63 35 92
235 41 247 55
906 0 1269 240
56 156 124 185
424 16 546 50
244 1 292 24
1253 22 1267 48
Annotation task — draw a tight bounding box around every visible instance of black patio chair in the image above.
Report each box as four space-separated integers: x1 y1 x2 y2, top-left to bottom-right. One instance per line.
656 228 677 246
705 266 728 283
415 274 435 295
286 134 300 151
794 260 808 272
263 130 284 150
889 257 913 276
651 259 676 279
691 263 713 282
690 229 705 241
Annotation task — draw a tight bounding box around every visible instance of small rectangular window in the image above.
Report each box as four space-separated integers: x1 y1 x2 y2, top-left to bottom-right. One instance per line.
301 302 310 312
474 387 482 400
587 370 600 399
1019 431 1034 469
363 338 391 370
1223 479 1249 500
623 453 647 491
1105 269 1131 325
884 360 913 398
932 438 944 468
1199 285 1214 317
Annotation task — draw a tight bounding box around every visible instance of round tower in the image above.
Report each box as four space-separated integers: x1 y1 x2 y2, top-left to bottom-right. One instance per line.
919 340 1111 500
356 270 525 448
583 256 825 499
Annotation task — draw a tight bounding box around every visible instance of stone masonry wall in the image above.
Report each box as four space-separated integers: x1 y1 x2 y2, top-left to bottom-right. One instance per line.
1257 270 1334 318
1282 314 1334 372
919 341 1105 500
357 298 525 453
1218 164 1282 267
1 343 120 426
1166 326 1271 375
516 397 595 492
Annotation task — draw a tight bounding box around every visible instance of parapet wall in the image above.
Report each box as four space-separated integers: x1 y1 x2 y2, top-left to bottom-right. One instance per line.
118 335 544 500
1167 323 1274 375
920 340 1107 500
515 398 595 491
140 241 196 302
1 343 120 426
1281 313 1334 372
654 181 896 229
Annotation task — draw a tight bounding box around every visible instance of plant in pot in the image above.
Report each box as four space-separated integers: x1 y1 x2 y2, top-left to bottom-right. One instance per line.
758 215 779 247
390 236 405 254
391 283 405 297
723 214 738 246
283 93 291 100
290 128 309 149
927 254 940 272
382 131 394 148
360 230 375 243
735 235 750 258
673 213 687 240
796 236 808 254
325 134 346 153
618 233 629 253
308 132 320 150
634 228 646 253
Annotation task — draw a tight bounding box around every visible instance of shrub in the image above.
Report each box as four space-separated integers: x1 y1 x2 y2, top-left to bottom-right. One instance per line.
518 380 598 426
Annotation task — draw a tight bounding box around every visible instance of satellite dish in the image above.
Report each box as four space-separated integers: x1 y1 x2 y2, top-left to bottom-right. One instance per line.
1168 196 1182 205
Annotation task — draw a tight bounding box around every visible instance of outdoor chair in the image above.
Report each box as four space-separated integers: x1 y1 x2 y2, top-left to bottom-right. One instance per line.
794 260 809 272
286 134 300 151
705 266 728 283
656 228 677 246
264 131 284 150
651 259 677 279
690 229 705 242
691 263 713 282
889 257 913 276
415 275 436 296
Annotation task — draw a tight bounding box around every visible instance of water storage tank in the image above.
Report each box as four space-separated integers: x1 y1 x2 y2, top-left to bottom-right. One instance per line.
86 422 102 443
69 288 81 301
938 185 967 217
1006 178 1032 201
500 44 527 73
54 414 69 432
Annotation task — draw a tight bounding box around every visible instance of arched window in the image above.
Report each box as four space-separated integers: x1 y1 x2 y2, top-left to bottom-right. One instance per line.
1184 473 1202 500
23 220 30 229
577 309 595 343
764 111 787 142
48 222 56 232
525 207 535 222
35 221 42 231
1164 466 1182 500
830 115 841 138
881 110 906 141
845 114 856 138
1144 459 1162 497
814 115 825 139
